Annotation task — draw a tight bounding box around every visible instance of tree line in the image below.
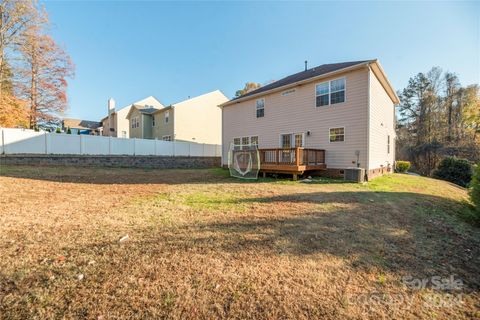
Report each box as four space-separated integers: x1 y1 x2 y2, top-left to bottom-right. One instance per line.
0 0 74 129
396 67 479 175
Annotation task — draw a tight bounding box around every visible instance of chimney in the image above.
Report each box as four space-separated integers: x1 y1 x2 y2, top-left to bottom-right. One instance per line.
108 98 116 134
108 98 115 114
304 60 308 71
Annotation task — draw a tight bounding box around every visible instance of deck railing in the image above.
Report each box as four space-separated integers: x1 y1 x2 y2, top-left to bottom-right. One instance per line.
259 148 325 166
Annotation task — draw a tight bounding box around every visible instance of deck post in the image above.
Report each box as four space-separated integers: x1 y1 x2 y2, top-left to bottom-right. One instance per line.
292 173 298 181
295 147 300 167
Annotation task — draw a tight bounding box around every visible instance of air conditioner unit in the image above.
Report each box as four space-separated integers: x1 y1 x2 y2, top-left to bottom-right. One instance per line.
344 167 365 183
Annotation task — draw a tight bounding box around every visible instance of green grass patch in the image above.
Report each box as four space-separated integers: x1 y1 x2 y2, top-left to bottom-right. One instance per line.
183 192 247 211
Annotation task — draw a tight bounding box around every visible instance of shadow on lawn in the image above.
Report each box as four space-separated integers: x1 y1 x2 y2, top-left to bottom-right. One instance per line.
83 191 480 291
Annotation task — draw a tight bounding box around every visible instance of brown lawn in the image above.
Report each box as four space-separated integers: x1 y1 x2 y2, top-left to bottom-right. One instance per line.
0 165 479 319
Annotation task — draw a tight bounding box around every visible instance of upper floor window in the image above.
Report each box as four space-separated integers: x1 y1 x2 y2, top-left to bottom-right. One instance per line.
250 136 258 146
152 116 155 127
165 111 169 123
329 127 345 142
316 78 346 107
256 98 264 118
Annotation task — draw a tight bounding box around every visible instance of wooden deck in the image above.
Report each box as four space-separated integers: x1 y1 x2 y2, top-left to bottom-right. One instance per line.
259 148 326 179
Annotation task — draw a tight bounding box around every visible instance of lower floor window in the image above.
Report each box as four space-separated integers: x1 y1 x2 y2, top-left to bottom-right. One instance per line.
233 136 259 149
162 135 172 141
329 127 345 142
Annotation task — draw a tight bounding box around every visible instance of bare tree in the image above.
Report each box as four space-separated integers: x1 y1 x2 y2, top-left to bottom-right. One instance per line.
17 27 74 128
0 0 42 97
235 82 262 98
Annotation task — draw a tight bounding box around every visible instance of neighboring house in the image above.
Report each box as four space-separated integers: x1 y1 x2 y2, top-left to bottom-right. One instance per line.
62 118 102 135
221 59 400 180
126 90 228 144
101 96 164 138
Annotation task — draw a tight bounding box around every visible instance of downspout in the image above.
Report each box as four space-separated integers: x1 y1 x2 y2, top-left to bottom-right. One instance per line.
172 106 175 141
366 64 371 179
221 105 224 165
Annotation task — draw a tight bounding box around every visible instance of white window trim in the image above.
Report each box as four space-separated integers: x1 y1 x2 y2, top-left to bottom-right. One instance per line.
328 127 346 143
279 132 305 148
165 111 169 124
233 136 259 149
315 77 347 108
241 136 250 147
250 135 259 146
256 98 265 118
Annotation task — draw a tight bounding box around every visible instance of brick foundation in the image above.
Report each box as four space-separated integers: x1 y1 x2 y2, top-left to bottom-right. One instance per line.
307 167 391 180
0 154 221 169
366 166 392 180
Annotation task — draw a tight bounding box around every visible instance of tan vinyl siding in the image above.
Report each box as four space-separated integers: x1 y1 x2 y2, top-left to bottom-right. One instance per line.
368 69 396 170
128 108 143 139
222 68 369 168
116 106 131 138
142 114 153 139
152 109 174 140
173 90 227 144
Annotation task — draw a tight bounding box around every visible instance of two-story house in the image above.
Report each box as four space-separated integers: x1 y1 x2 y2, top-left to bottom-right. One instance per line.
220 59 399 180
101 96 164 138
126 90 228 144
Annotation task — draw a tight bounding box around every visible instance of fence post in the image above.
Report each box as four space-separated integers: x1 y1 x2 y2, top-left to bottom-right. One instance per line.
1 129 4 155
133 138 136 156
79 135 83 155
109 137 112 155
173 141 176 157
154 138 157 156
44 132 48 154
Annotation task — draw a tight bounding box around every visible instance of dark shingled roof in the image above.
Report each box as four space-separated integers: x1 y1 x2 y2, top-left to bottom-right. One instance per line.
232 60 373 101
138 107 160 114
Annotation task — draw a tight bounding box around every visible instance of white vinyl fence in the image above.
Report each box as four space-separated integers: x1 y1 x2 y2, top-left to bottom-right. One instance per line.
0 128 221 157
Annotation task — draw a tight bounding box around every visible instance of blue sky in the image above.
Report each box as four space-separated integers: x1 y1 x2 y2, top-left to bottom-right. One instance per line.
44 1 479 120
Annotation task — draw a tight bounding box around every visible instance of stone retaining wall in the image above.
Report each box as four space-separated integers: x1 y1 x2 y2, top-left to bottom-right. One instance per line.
0 154 221 169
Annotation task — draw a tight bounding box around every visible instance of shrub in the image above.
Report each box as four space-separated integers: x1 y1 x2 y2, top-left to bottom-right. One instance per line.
55 127 61 133
395 161 411 173
433 157 472 187
470 164 480 216
66 127 72 134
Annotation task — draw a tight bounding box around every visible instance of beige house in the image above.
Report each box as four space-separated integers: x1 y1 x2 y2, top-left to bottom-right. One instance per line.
101 96 164 138
126 90 228 144
221 59 399 180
